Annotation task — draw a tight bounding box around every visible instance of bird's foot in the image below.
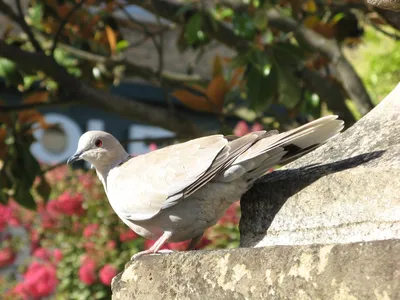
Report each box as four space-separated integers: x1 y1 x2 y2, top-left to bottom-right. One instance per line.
131 249 174 260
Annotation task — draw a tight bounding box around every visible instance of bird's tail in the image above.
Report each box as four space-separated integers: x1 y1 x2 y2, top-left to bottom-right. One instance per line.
216 115 344 183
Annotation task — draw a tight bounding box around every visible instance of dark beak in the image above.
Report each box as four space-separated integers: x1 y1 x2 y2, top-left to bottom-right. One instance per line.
67 151 83 164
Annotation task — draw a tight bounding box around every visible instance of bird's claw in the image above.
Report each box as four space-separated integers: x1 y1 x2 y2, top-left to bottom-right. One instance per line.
131 249 174 260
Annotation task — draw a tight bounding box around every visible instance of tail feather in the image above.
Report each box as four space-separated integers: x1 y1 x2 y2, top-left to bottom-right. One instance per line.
215 115 344 183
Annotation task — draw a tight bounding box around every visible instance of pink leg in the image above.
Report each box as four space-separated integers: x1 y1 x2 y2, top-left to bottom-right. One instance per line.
131 231 173 260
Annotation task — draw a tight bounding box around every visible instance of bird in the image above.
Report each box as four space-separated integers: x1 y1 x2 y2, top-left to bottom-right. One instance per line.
67 115 344 259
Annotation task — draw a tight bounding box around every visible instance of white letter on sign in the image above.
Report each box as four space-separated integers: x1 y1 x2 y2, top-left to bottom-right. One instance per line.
30 113 82 164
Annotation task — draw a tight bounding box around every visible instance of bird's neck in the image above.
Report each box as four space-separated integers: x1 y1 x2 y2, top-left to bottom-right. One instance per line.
95 150 130 192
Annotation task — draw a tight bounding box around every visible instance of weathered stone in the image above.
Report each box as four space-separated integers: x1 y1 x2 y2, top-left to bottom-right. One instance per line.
240 83 400 247
112 239 399 300
366 0 400 11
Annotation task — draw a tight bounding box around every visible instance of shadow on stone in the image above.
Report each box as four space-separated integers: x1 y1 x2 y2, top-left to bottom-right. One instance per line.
240 150 385 246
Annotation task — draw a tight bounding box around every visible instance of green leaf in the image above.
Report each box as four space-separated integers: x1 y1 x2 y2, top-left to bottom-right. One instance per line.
303 92 321 118
184 13 204 45
23 75 37 90
175 3 194 17
272 43 305 66
219 8 234 19
14 180 36 210
271 45 302 108
275 63 301 108
28 3 43 29
253 9 268 31
36 176 51 203
232 12 257 39
116 40 130 52
0 58 24 86
246 64 277 111
20 147 41 184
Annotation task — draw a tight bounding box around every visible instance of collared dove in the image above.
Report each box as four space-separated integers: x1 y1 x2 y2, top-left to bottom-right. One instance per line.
68 115 344 259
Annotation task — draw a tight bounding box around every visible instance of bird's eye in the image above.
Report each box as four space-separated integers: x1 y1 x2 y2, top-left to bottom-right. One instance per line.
95 139 103 147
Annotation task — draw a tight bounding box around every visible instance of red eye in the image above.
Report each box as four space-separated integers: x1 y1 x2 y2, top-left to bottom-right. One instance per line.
95 139 103 147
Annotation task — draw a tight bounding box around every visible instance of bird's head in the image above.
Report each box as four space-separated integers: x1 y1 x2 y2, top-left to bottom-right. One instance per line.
67 131 128 171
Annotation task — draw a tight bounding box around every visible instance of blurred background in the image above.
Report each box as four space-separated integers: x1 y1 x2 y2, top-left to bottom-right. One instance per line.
0 0 399 299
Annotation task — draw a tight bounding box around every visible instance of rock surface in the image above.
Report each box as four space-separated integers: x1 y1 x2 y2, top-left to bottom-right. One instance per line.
112 239 399 300
240 83 400 247
366 0 400 11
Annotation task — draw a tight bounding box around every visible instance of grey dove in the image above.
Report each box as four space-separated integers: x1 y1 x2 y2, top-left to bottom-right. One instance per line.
68 115 344 259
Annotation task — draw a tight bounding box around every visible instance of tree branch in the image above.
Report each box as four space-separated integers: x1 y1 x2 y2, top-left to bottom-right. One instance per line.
0 0 43 53
0 100 67 112
265 9 375 116
57 44 216 111
58 43 207 86
128 0 251 51
130 0 374 116
50 0 86 55
374 7 400 30
369 22 400 40
0 40 201 138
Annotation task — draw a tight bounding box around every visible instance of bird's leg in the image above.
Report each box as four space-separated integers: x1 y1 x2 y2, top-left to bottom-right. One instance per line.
186 233 204 250
131 231 173 260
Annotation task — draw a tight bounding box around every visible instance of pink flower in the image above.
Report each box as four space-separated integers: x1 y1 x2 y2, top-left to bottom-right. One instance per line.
195 237 212 250
39 204 59 230
33 248 62 264
79 258 97 285
233 121 250 137
167 241 189 251
119 230 138 242
0 204 12 231
148 143 158 151
83 224 99 238
218 201 240 225
46 200 60 217
57 192 85 216
251 122 264 132
30 230 41 253
78 173 95 189
33 248 51 261
8 283 28 299
0 247 16 268
23 262 58 298
72 221 81 233
45 165 68 184
106 240 116 250
8 201 21 227
144 240 171 250
99 264 117 286
83 242 97 253
53 249 63 262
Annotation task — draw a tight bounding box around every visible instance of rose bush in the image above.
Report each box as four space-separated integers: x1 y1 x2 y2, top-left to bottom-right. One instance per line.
0 122 262 299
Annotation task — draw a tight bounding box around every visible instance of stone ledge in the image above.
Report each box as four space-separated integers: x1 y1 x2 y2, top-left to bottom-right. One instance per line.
240 83 400 247
112 239 399 300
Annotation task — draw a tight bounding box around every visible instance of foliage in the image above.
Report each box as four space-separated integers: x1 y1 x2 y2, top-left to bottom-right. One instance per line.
345 26 400 103
0 163 241 299
0 91 52 209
